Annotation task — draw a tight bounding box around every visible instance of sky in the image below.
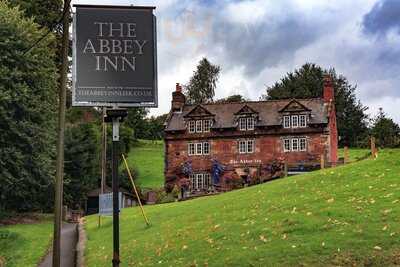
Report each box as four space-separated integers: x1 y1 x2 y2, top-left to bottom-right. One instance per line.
72 0 400 123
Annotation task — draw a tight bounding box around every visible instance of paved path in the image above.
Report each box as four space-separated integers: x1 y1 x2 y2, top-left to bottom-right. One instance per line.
39 222 77 267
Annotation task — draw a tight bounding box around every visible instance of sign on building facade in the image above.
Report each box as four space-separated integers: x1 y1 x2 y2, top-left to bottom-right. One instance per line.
72 5 157 107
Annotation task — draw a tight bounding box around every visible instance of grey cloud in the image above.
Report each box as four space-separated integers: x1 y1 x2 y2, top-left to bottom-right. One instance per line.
363 0 400 36
210 16 322 77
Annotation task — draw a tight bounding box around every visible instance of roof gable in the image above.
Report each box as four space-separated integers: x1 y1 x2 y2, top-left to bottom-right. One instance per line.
183 105 214 118
234 104 258 115
279 99 311 113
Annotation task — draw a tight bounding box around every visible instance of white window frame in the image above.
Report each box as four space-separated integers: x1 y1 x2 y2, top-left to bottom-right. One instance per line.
203 142 210 155
283 139 291 152
292 138 299 151
196 120 203 133
299 138 307 151
188 120 196 133
188 143 195 156
247 117 255 130
299 115 307 128
196 173 203 190
238 140 247 154
283 116 291 128
204 173 211 188
247 139 254 153
203 120 211 132
239 117 247 131
196 142 203 155
291 115 299 128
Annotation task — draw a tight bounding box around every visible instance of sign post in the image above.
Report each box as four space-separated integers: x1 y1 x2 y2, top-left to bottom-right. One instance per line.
72 5 157 266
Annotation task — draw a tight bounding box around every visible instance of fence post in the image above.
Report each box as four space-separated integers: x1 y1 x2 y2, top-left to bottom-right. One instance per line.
284 161 288 177
344 146 349 164
320 154 325 169
371 137 377 158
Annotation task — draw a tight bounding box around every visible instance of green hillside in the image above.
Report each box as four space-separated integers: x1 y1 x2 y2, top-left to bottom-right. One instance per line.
0 215 52 267
124 140 164 189
86 149 400 266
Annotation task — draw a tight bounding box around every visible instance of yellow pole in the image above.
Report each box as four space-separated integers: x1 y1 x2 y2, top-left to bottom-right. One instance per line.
122 154 150 226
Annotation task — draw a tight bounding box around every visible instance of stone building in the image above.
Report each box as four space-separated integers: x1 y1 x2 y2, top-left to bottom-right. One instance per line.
164 76 338 196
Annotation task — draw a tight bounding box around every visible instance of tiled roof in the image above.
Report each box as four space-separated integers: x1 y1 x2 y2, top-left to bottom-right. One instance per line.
165 98 328 132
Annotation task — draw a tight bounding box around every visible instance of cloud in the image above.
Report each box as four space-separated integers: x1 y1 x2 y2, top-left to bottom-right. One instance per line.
362 0 400 37
71 0 400 123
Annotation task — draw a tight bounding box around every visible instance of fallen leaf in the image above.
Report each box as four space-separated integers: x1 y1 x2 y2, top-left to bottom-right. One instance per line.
374 246 382 251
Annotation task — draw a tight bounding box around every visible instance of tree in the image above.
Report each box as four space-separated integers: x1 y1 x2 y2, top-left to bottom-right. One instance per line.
263 63 369 147
185 58 221 104
215 94 247 103
0 2 58 212
125 108 149 139
371 108 400 148
64 123 100 208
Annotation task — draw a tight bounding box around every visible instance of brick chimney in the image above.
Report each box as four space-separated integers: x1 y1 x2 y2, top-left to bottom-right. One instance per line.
323 75 338 164
171 83 186 112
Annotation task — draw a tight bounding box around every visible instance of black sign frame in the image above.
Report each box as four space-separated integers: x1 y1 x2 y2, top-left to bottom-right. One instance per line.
72 5 157 107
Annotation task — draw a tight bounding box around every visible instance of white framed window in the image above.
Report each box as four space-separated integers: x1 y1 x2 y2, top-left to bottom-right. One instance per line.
283 116 291 128
299 115 307 128
299 138 307 151
196 173 203 190
204 173 211 188
238 139 254 154
291 115 299 128
283 139 291 152
203 142 210 155
247 139 254 153
196 120 203 133
247 117 255 130
188 143 195 155
239 140 247 153
239 117 247 131
292 138 299 151
203 120 211 132
188 120 196 133
190 173 211 191
196 143 203 155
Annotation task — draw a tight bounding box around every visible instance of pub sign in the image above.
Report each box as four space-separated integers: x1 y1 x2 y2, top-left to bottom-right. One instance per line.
72 5 157 107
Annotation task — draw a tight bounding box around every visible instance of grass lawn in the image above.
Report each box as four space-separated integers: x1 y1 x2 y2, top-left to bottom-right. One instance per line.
0 215 53 267
339 148 370 162
123 140 164 189
85 149 400 266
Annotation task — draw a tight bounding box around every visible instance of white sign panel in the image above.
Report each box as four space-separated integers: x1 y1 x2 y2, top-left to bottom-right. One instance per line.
99 192 124 216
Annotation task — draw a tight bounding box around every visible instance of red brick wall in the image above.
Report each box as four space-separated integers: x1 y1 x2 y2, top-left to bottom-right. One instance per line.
165 133 329 186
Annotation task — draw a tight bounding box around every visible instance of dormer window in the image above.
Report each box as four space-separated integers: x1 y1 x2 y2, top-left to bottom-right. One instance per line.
283 115 307 128
239 117 255 131
188 119 212 133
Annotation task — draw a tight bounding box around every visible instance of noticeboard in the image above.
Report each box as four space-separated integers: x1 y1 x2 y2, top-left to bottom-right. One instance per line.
72 5 157 107
99 192 123 216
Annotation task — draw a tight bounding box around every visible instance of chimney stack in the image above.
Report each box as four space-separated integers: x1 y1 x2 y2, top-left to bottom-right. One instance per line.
323 75 334 103
323 74 338 165
171 83 186 112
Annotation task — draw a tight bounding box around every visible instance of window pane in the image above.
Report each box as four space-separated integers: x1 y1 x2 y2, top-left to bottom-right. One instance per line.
284 139 290 152
189 120 196 133
196 143 203 155
188 143 195 155
284 116 290 128
203 120 211 132
239 140 246 153
299 115 307 127
292 138 299 151
196 120 202 132
292 116 299 128
203 142 210 155
239 118 247 130
300 138 307 151
247 117 254 130
247 140 254 153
